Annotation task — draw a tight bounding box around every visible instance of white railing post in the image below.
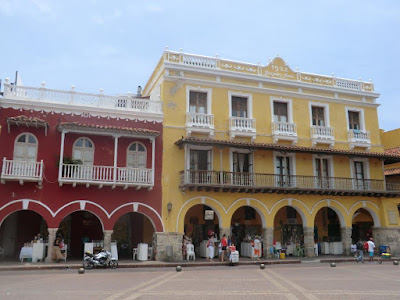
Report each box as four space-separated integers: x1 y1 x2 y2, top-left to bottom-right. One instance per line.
58 130 66 181
151 137 155 185
113 135 119 183
39 82 46 100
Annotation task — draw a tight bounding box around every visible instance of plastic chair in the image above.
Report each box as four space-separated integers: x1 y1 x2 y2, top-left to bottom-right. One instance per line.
186 243 195 261
133 248 138 260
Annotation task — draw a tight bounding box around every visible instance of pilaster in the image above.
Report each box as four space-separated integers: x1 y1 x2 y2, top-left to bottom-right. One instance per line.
45 228 58 262
303 227 315 257
219 227 231 240
341 227 353 256
373 227 400 255
103 230 113 251
263 227 274 258
153 232 183 261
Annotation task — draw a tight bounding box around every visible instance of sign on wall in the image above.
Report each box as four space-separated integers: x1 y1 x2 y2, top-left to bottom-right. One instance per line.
204 210 214 220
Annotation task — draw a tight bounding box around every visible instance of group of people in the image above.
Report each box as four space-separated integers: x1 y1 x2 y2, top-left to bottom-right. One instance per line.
355 237 375 263
207 234 236 262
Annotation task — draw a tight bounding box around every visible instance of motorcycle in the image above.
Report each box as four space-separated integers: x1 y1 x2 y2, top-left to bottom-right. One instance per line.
83 249 118 269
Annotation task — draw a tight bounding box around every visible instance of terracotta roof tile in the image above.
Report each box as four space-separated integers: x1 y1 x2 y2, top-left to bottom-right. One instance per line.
7 115 47 124
385 147 400 156
176 137 400 162
58 122 159 136
384 168 400 176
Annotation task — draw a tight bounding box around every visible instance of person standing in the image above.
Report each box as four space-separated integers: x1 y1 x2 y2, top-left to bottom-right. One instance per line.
207 236 215 262
220 234 228 262
356 239 364 263
367 238 375 263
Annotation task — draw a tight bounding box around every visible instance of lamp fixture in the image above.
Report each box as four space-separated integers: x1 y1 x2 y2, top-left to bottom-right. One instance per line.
167 202 172 213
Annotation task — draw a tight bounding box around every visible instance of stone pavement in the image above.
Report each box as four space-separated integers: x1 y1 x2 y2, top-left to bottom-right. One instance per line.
0 255 397 271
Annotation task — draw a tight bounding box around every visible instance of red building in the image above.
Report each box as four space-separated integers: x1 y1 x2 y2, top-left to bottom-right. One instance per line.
0 79 164 261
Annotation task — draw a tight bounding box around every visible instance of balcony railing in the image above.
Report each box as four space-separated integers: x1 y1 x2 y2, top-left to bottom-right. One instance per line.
3 82 163 114
272 122 297 136
59 164 153 188
229 117 256 132
186 112 214 129
1 158 43 185
348 129 371 144
311 126 334 140
180 170 397 195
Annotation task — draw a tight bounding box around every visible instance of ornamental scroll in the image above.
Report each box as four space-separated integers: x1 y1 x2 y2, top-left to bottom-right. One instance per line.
263 57 297 81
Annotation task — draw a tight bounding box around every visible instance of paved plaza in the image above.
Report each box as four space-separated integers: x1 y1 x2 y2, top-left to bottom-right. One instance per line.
0 263 399 299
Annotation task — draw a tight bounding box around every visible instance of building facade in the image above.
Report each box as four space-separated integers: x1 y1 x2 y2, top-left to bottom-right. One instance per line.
144 49 400 260
0 80 164 261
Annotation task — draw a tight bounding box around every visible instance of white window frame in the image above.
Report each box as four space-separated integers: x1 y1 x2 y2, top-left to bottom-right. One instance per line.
186 85 212 114
229 148 253 173
186 145 213 171
271 96 293 123
72 137 95 165
309 102 330 127
312 154 334 178
345 106 365 130
350 158 370 180
273 152 296 175
127 141 147 169
13 132 38 162
228 91 253 118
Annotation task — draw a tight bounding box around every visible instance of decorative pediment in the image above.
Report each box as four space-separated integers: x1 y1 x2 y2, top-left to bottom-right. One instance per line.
263 57 297 81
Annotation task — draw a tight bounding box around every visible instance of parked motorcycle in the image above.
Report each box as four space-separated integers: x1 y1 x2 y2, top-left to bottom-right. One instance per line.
83 250 118 269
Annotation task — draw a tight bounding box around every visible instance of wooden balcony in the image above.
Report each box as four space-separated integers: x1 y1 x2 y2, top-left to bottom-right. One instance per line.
1 158 43 185
179 170 400 197
59 164 153 189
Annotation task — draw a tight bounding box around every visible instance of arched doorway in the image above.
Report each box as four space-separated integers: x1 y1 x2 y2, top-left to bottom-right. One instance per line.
184 204 219 257
58 211 103 259
352 208 374 242
314 207 341 255
274 206 304 257
230 206 262 257
0 211 48 260
111 212 155 259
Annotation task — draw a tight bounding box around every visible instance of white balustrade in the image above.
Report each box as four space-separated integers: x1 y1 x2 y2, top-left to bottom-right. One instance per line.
335 79 361 91
348 130 371 144
186 113 214 128
3 84 162 114
311 126 334 140
59 164 153 185
229 117 256 132
182 54 217 68
1 158 43 181
272 122 297 136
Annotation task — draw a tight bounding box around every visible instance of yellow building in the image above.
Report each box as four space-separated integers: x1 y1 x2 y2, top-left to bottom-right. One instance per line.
144 49 400 260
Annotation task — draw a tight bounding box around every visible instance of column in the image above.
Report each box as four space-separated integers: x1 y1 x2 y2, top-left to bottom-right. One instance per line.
45 228 58 262
58 130 66 182
153 232 183 261
263 227 274 258
113 136 119 184
219 227 231 240
103 230 113 251
303 227 316 257
341 227 353 256
151 137 155 185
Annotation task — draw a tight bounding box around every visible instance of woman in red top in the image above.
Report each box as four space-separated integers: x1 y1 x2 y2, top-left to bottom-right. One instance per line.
220 234 228 261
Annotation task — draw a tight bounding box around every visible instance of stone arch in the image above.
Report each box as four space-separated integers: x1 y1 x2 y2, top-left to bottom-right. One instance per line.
349 201 380 227
176 196 225 233
268 198 309 227
0 199 53 228
226 198 268 228
109 202 164 232
310 199 347 228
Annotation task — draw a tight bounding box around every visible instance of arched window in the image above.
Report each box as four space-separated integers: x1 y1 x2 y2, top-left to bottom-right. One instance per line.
13 133 38 162
73 138 94 165
127 142 147 169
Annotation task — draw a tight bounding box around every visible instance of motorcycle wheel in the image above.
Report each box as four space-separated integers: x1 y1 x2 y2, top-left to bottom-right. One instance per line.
109 260 118 269
83 260 93 269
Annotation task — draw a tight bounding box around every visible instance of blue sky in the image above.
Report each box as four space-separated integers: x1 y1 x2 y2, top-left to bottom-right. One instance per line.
1 0 399 131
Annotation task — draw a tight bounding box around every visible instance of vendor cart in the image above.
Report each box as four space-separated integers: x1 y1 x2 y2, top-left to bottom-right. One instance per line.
229 251 239 266
380 245 391 260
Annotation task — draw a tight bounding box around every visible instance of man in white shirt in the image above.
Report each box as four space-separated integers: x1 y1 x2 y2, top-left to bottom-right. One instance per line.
367 238 375 263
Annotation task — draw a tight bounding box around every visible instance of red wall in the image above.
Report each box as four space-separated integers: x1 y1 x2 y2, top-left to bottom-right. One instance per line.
0 108 163 231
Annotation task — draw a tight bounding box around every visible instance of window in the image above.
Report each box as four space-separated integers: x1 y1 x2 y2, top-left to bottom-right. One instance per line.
13 133 38 162
127 142 147 168
232 151 253 186
189 150 210 170
351 159 370 190
73 138 94 165
231 96 248 118
348 111 360 130
274 102 288 122
275 155 293 187
189 91 207 114
312 107 325 126
315 158 330 188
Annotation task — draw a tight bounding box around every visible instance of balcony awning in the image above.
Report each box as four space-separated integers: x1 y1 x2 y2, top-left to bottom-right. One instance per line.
175 137 400 163
7 115 48 135
57 122 160 137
